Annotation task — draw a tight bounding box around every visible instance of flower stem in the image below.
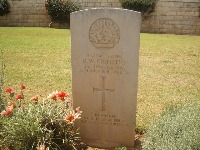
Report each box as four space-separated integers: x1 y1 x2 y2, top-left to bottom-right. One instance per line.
18 99 21 108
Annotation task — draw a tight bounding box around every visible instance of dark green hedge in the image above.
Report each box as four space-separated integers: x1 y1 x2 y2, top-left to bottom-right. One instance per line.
120 0 156 15
45 0 80 23
0 0 10 16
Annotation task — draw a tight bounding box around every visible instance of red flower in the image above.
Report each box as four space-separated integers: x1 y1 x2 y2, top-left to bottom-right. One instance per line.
47 91 58 100
57 91 69 101
50 94 57 100
64 112 75 124
6 88 13 93
0 108 12 116
16 94 23 100
31 95 39 101
20 84 26 90
64 107 82 124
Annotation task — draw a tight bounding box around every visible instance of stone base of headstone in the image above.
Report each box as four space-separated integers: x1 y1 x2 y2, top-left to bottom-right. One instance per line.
85 137 142 150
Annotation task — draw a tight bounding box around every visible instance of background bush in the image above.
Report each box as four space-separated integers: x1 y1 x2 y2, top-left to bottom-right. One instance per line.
120 0 156 15
45 0 80 23
143 103 200 150
0 0 10 16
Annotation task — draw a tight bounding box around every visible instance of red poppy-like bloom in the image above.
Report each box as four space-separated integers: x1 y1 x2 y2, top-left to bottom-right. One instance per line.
57 91 69 101
64 107 82 124
50 94 57 100
6 88 13 93
0 108 12 116
47 91 58 100
64 111 75 123
31 95 39 101
16 94 23 100
20 84 26 90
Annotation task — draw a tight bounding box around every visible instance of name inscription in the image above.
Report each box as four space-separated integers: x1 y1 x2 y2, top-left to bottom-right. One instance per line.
79 53 130 75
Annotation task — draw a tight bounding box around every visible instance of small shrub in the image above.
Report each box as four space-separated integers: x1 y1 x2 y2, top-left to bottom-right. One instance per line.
143 103 200 150
0 0 10 16
120 0 156 15
0 85 85 150
45 0 80 23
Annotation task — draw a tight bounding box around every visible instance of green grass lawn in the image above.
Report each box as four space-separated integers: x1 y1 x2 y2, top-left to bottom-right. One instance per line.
0 27 200 130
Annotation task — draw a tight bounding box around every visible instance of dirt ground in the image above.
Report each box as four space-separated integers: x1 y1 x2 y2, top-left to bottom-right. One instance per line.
86 134 143 150
0 135 143 150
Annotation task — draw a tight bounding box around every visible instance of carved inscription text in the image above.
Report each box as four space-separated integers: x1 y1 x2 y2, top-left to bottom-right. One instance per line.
79 53 130 75
81 113 131 127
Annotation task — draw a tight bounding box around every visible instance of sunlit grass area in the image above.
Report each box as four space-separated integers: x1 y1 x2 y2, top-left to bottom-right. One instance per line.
138 33 200 130
0 27 200 130
0 27 71 97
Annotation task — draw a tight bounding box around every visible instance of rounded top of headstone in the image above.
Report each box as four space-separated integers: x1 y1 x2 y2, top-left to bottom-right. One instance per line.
89 18 120 50
71 8 141 14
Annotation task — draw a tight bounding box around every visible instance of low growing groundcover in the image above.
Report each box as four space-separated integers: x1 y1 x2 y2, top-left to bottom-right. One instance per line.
0 27 200 147
143 103 200 149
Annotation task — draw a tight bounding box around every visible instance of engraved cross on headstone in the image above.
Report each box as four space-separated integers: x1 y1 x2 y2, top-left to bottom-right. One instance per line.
93 76 115 111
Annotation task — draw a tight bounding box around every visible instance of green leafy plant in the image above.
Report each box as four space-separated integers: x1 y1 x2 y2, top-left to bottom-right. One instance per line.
45 0 80 23
0 0 10 16
143 103 200 150
120 0 156 15
0 85 86 150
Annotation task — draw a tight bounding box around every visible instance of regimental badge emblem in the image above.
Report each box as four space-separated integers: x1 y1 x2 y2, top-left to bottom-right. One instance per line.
89 18 120 50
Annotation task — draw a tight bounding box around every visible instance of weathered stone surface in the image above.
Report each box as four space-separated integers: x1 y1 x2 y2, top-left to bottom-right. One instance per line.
71 8 141 148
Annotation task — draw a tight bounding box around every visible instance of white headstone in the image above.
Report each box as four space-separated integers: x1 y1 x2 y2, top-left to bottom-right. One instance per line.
71 8 141 148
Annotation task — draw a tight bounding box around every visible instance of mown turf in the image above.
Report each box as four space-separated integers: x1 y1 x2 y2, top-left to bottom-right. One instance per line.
138 34 200 130
0 27 200 130
0 27 71 97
